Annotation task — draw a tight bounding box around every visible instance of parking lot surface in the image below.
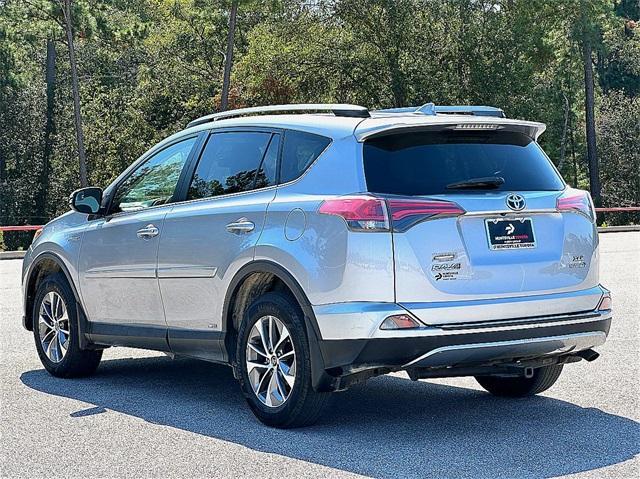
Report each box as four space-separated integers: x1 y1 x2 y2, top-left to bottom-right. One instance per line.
1 232 638 479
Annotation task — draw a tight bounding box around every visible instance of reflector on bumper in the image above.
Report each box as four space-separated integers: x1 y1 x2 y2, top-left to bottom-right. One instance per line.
380 314 421 330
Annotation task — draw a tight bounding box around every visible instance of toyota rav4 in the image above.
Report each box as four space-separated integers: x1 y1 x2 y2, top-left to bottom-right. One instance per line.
22 103 612 428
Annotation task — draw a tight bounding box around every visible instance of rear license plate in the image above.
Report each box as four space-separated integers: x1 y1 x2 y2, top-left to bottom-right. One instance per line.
485 218 536 250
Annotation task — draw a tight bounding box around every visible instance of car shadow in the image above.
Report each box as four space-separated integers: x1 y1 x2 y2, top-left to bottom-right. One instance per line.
20 356 639 479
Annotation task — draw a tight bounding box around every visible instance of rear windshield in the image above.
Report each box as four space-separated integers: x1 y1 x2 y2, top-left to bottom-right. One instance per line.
363 130 564 195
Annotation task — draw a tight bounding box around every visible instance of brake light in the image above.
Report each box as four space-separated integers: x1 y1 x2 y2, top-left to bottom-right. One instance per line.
452 124 502 131
319 196 465 232
387 199 465 232
318 196 389 232
557 190 595 222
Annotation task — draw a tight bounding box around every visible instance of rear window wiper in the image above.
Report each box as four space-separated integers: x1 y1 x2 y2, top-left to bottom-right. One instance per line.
446 176 505 190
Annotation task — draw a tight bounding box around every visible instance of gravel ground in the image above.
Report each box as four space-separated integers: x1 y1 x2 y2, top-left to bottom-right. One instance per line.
1 232 638 479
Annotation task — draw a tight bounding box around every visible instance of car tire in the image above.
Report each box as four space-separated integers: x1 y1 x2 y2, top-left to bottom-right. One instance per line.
32 273 102 378
236 291 332 428
475 364 564 397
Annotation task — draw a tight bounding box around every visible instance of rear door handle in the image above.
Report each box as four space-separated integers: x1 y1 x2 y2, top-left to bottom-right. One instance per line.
136 224 159 239
226 218 255 234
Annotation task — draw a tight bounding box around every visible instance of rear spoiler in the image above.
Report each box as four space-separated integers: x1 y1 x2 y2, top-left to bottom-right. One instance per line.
355 117 546 142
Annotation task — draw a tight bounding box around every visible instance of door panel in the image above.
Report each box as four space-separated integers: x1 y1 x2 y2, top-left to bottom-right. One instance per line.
158 189 275 360
77 135 197 348
78 208 169 328
158 130 279 360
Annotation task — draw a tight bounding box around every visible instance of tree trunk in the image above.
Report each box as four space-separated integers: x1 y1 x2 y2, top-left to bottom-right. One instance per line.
570 108 578 187
582 36 601 207
558 92 569 171
62 0 88 187
220 0 238 112
37 38 56 222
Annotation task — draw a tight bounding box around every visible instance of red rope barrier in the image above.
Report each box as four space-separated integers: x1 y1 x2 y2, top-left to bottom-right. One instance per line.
0 207 638 232
0 225 43 232
595 207 640 212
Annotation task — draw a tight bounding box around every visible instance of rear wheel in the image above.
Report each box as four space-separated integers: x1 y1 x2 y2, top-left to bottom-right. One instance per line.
475 364 563 397
32 273 102 378
236 292 331 428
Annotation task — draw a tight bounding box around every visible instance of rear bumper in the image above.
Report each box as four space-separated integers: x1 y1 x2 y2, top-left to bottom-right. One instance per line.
312 285 608 340
317 310 611 372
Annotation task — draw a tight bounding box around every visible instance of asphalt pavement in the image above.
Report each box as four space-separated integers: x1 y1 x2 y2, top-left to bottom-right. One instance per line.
1 232 638 478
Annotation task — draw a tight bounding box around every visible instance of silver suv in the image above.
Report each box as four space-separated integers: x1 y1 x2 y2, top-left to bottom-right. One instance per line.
22 104 612 428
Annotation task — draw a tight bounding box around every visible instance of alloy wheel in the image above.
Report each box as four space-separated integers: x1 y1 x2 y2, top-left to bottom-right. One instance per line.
245 315 296 408
38 291 70 363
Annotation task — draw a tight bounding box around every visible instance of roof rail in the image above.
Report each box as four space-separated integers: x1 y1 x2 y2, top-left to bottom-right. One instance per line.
375 103 506 118
187 103 370 128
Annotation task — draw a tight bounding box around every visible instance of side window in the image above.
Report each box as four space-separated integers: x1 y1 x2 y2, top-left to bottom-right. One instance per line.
280 130 331 183
187 131 277 200
111 137 196 213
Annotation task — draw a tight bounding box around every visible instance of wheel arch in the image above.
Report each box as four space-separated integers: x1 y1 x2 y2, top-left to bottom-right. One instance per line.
23 252 91 349
222 260 331 390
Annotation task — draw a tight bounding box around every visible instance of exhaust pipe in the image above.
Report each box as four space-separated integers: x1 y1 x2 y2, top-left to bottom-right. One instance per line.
576 349 600 362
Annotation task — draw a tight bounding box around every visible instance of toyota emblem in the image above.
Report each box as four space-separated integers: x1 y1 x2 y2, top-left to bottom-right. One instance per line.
506 193 526 211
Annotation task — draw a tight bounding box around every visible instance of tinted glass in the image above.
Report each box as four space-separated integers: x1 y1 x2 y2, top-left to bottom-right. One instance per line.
280 130 331 183
364 131 564 195
188 132 276 200
112 137 196 213
256 134 280 189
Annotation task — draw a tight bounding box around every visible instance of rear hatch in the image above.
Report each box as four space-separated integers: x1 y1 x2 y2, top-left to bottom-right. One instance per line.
362 126 600 323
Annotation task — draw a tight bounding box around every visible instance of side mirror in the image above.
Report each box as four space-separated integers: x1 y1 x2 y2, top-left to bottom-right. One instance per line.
70 187 103 215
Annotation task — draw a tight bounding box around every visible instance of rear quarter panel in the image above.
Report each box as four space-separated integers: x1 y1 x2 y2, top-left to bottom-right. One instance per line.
255 136 395 305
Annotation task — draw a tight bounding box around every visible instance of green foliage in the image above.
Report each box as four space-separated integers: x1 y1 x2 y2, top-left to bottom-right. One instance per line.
0 0 639 249
596 90 640 224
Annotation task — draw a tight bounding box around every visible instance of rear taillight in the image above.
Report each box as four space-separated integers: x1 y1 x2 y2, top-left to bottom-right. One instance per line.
387 199 465 232
318 196 389 232
557 190 596 222
319 196 465 232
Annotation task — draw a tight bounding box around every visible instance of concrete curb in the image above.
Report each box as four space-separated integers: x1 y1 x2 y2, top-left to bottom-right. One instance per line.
0 251 26 260
597 225 640 233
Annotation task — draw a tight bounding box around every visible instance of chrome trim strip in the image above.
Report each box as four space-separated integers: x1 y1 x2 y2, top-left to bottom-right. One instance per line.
437 311 600 330
462 208 558 217
425 313 610 335
372 310 610 339
400 285 604 313
84 266 157 279
157 266 217 278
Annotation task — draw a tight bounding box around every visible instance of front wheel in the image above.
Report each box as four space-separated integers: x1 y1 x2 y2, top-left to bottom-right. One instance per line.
32 273 102 378
236 292 331 428
475 364 564 397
